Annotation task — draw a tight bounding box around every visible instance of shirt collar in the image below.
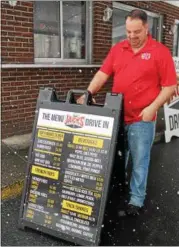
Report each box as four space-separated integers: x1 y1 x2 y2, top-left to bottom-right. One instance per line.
121 34 156 50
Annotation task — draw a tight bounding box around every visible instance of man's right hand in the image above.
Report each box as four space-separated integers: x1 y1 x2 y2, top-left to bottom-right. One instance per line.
77 94 86 104
77 94 96 104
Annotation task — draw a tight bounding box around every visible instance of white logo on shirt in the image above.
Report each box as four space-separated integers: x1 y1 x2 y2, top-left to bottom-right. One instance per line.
141 53 151 60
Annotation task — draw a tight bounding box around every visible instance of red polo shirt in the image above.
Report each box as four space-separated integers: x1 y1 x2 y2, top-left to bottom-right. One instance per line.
100 35 177 124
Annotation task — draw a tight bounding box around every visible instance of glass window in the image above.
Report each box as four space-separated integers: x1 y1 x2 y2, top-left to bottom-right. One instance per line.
173 21 179 57
34 1 91 63
34 1 61 58
112 2 163 45
63 1 86 59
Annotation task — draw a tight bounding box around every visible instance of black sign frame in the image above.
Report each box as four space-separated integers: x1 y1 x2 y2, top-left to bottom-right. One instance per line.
18 88 124 246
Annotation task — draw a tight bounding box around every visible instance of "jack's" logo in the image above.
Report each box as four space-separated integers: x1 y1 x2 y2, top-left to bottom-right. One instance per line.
64 115 85 128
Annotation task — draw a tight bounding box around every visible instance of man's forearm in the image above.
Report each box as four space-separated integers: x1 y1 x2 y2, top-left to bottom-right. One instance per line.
87 71 109 95
150 85 177 111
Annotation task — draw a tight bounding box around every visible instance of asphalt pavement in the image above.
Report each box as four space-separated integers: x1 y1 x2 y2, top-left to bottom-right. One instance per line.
2 138 179 246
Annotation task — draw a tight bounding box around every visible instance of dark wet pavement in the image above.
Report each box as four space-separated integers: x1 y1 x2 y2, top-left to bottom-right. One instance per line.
1 142 28 187
2 138 179 246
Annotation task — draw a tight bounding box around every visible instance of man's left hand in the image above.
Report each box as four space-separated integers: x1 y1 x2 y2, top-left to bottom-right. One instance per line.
139 105 157 122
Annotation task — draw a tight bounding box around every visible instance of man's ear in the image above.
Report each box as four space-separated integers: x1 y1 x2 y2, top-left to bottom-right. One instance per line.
145 23 149 34
177 73 179 83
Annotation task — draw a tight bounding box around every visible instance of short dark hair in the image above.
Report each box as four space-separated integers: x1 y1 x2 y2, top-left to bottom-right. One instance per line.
125 9 148 24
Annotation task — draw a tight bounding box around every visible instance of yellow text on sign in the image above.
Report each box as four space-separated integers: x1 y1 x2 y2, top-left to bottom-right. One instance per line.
31 165 59 180
38 129 64 142
73 136 103 148
62 200 92 216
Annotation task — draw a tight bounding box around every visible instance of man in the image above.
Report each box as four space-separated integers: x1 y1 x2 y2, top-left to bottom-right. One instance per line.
78 9 177 216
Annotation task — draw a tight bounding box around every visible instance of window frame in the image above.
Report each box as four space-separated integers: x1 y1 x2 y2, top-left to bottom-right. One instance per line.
173 19 179 57
34 1 93 65
112 2 163 42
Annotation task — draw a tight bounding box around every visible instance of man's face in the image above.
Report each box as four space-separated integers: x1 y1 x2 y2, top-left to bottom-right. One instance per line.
126 17 148 48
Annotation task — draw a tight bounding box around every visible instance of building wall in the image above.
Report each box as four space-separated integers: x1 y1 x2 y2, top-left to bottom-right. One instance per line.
1 1 34 63
93 1 112 63
1 1 179 138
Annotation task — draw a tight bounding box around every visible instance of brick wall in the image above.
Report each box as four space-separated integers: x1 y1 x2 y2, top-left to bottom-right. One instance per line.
93 1 112 63
1 1 179 138
1 1 34 63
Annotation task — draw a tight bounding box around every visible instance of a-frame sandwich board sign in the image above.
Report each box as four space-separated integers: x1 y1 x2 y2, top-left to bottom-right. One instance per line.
18 88 124 246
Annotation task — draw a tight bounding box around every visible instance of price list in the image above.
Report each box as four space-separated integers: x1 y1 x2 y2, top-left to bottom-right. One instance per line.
23 109 114 243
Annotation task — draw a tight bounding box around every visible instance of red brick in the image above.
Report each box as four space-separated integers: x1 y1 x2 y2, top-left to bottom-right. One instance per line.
14 27 29 32
1 14 14 20
18 112 32 118
1 25 14 31
21 2 33 7
3 42 22 47
6 9 22 16
14 16 29 22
